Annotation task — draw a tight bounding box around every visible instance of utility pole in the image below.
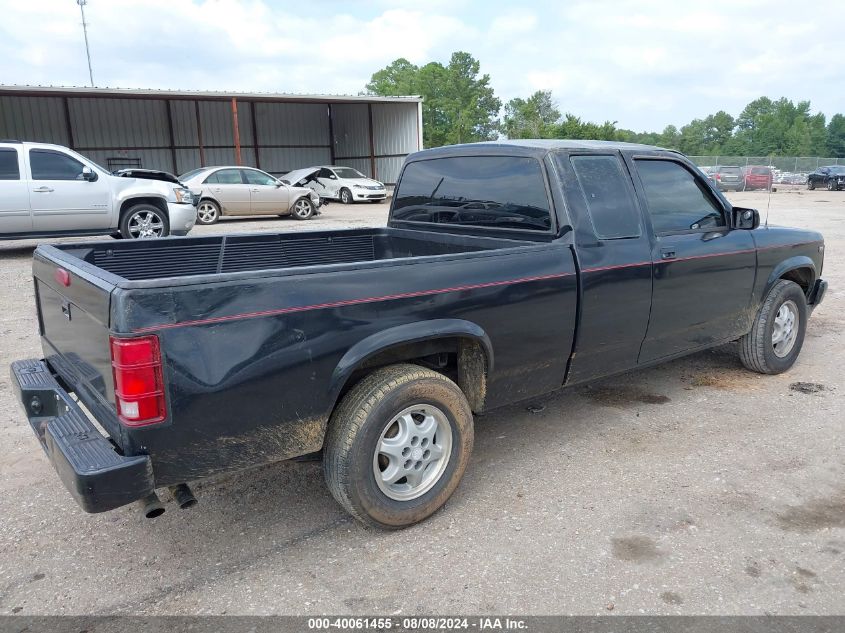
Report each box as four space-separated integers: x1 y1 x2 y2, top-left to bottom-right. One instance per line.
77 0 94 87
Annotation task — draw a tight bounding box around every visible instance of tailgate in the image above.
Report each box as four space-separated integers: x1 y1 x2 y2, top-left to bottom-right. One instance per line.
32 250 120 437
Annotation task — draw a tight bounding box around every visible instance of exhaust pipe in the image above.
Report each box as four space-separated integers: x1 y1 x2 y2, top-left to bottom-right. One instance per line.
139 492 165 519
168 483 197 509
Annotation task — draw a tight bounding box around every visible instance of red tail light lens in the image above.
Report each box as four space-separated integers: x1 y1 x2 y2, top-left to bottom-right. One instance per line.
110 335 166 426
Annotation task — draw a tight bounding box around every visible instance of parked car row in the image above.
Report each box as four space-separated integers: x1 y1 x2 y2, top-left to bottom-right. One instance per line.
0 139 390 240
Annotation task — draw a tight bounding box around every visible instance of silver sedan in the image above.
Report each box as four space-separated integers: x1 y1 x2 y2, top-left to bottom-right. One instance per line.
179 166 321 225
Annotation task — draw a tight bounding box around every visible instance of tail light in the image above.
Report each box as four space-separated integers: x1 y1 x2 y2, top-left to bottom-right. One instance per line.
715 173 721 180
110 335 166 426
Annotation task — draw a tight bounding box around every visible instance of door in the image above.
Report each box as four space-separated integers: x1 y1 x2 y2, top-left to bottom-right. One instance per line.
28 148 112 231
632 157 756 363
243 168 290 214
313 167 340 199
0 147 32 233
203 168 251 214
556 151 654 384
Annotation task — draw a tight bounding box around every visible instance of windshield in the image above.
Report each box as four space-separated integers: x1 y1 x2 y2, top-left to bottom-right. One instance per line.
827 166 845 174
334 167 366 179
720 166 742 175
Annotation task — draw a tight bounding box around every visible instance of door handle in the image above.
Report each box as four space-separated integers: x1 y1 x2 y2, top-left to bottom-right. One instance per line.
250 188 260 192
32 186 54 193
660 249 676 260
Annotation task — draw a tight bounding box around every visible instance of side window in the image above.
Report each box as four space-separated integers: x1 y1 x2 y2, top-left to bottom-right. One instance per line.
29 150 85 181
319 168 335 179
569 155 640 239
242 169 276 186
635 159 726 233
392 156 552 232
0 149 20 180
211 169 243 185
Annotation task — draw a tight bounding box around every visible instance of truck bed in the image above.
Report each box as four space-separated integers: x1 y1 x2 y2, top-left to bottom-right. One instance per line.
52 228 528 282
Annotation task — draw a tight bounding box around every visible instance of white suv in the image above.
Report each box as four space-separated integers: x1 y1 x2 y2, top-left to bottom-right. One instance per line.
0 141 198 240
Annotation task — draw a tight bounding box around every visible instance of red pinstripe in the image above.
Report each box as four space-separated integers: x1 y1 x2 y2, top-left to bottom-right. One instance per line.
133 271 575 333
132 241 818 333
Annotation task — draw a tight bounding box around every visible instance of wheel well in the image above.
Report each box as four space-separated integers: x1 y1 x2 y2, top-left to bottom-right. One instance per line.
338 337 488 413
119 197 168 220
780 267 813 296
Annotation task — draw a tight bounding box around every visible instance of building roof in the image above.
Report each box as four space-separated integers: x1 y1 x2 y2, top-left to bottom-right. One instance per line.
0 85 422 104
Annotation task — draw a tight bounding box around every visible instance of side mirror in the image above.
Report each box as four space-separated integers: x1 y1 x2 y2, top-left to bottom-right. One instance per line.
275 180 284 187
81 166 98 182
734 207 760 230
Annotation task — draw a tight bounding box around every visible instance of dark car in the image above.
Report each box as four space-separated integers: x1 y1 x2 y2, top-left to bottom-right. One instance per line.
11 140 827 529
708 165 744 191
807 165 845 190
742 165 773 191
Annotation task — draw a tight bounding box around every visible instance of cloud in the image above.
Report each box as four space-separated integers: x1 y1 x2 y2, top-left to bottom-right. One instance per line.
0 0 839 131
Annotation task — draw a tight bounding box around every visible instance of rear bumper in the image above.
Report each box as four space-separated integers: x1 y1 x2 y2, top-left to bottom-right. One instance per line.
10 359 155 513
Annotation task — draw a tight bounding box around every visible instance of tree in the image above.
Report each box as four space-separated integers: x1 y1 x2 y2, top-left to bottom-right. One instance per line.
828 114 845 158
502 90 561 139
366 52 501 148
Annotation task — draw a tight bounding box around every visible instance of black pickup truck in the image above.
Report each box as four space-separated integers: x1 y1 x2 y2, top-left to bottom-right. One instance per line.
11 140 827 529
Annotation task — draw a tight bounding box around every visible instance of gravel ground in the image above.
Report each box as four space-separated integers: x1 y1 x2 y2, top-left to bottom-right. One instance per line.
0 192 842 615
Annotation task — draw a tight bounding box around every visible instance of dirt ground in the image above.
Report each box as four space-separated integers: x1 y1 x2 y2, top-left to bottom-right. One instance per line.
0 191 842 615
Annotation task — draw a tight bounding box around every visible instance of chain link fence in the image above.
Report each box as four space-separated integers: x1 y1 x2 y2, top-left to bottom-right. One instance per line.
689 156 844 172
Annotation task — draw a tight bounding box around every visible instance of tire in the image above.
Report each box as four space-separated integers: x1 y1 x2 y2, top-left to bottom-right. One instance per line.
196 199 220 225
827 179 836 191
323 363 474 529
290 197 315 220
119 203 170 239
738 280 807 375
339 188 353 205
807 180 815 190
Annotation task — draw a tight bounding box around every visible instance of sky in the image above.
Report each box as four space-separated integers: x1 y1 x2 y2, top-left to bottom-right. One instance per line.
0 0 837 132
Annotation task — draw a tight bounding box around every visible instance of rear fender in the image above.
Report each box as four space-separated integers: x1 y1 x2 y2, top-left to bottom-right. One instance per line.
329 319 493 405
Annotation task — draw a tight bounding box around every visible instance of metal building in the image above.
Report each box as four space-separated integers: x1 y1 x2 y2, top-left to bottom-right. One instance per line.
0 86 423 184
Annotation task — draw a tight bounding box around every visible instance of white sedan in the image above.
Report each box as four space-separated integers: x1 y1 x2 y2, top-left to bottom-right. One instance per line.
180 166 321 225
283 166 387 204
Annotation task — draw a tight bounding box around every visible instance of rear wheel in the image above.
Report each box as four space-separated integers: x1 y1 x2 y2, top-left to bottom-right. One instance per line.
323 364 474 529
120 204 169 239
291 197 314 220
807 179 815 190
196 200 220 225
339 188 353 204
739 280 807 374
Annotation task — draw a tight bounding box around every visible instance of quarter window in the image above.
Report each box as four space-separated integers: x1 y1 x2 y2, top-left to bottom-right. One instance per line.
29 149 85 181
635 160 726 233
392 156 552 232
569 155 640 239
0 149 19 180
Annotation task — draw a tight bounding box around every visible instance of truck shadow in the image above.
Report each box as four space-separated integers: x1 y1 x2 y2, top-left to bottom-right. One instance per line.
85 344 771 610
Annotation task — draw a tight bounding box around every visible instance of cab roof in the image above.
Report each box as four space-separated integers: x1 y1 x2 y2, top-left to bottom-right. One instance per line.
408 139 665 161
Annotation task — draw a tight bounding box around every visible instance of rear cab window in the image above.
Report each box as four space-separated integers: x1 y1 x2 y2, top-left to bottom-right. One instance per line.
0 148 20 180
392 155 553 233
